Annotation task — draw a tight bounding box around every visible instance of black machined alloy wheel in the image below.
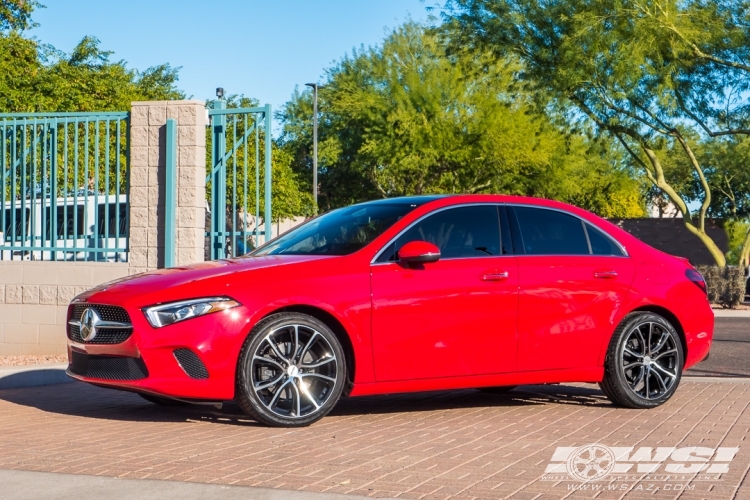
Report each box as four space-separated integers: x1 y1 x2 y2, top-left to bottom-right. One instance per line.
600 312 684 409
236 313 346 427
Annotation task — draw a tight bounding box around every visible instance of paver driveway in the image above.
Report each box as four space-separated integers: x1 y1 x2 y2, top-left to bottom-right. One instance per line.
0 380 748 499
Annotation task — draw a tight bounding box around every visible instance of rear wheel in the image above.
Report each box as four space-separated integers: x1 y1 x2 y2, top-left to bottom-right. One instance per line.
600 312 683 409
236 313 346 427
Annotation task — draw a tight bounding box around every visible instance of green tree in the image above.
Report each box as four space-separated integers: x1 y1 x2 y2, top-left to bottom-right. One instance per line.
695 137 750 266
0 0 41 32
207 96 314 223
444 0 750 266
280 23 645 216
0 35 184 113
697 138 750 220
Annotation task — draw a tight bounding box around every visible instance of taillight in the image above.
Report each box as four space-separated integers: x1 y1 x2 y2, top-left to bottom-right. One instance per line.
685 269 707 295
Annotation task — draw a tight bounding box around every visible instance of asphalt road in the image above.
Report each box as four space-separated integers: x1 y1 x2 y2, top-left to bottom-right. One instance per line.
685 317 750 377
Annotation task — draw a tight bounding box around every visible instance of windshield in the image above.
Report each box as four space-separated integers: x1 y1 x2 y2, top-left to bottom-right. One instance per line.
251 202 420 256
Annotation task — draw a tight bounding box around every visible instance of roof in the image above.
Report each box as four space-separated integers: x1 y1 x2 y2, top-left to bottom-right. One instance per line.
357 195 449 206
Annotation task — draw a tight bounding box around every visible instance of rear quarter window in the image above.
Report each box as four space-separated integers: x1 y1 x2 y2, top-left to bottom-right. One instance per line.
586 223 625 256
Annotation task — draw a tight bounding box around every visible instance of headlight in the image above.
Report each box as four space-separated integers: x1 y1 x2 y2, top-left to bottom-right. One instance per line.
143 297 240 328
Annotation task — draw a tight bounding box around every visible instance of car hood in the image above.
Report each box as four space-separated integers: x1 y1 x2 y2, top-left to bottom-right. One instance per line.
76 255 334 306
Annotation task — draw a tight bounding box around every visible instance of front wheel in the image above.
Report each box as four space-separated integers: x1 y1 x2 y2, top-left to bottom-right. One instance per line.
236 313 346 427
600 312 684 409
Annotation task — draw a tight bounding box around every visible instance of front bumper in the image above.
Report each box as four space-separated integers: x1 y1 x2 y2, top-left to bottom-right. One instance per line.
66 302 252 400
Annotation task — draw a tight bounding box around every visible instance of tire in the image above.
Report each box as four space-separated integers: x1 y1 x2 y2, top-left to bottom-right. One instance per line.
479 385 517 394
600 312 684 409
139 393 187 406
236 313 346 427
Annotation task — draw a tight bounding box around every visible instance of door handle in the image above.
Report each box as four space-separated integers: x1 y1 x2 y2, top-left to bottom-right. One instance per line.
593 270 618 279
482 271 509 281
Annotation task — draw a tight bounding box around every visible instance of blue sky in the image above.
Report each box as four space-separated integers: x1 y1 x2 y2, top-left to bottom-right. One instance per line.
29 0 434 113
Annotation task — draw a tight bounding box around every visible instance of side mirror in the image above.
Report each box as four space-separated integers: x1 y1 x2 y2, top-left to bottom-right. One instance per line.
398 240 441 264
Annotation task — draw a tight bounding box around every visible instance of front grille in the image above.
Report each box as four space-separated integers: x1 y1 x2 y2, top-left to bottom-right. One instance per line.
71 303 131 323
173 348 209 379
67 303 133 344
68 351 148 380
68 326 133 344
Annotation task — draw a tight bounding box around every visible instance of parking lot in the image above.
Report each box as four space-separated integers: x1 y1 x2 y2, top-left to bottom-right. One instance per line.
0 377 748 499
0 316 746 499
686 317 750 378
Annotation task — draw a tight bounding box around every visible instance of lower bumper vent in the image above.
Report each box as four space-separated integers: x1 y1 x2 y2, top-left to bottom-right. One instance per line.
69 351 148 380
173 348 209 379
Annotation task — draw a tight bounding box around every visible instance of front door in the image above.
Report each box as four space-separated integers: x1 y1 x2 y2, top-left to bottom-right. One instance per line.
371 204 518 382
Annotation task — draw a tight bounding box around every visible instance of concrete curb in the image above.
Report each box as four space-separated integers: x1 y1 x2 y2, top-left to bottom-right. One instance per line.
682 376 750 383
713 309 750 317
0 363 72 390
0 469 386 500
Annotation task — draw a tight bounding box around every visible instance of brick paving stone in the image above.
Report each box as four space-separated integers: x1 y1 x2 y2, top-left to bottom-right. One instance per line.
0 381 748 499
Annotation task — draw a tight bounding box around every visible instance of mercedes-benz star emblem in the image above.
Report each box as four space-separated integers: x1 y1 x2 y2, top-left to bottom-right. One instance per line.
80 308 101 342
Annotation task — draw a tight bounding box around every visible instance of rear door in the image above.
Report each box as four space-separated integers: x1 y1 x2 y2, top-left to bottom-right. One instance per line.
370 204 519 381
509 205 634 371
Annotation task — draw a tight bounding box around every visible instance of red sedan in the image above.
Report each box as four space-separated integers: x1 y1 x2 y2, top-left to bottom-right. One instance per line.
67 195 713 427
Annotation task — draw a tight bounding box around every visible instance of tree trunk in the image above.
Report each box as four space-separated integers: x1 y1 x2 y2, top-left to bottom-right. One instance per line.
641 146 727 267
683 222 727 267
739 227 750 269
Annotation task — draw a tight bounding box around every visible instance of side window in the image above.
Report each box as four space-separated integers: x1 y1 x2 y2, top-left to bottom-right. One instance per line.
97 203 128 238
586 223 625 256
2 208 30 240
375 242 397 263
395 205 501 260
512 206 589 255
45 205 85 239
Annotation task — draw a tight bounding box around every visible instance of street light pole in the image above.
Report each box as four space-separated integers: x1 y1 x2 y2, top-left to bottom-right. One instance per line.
305 83 319 211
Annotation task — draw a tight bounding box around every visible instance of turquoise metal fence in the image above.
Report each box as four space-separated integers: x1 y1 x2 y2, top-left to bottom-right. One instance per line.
0 111 129 261
206 101 272 260
164 118 177 268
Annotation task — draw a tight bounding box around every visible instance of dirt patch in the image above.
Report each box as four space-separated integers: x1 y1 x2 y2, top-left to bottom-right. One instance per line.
712 303 750 310
0 355 68 367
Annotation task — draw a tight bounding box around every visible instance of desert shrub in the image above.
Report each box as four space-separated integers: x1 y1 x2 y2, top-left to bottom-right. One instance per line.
696 265 746 308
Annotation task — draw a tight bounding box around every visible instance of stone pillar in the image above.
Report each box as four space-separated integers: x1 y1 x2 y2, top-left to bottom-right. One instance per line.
129 100 207 273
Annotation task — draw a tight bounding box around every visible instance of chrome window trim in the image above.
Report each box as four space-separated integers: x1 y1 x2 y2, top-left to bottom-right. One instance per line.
369 202 630 264
506 203 629 258
371 253 515 267
370 203 505 265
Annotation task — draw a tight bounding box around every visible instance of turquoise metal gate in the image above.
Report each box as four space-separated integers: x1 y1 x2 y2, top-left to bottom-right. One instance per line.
206 101 272 260
0 111 129 261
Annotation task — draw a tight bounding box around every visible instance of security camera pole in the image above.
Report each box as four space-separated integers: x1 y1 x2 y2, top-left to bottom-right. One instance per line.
305 83 322 212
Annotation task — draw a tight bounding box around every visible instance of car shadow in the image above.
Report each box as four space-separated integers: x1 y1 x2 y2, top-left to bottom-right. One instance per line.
0 368 73 390
331 384 610 417
0 380 610 426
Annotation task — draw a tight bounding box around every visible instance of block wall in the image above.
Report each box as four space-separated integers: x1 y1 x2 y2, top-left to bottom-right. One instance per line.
0 262 129 355
0 100 209 356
